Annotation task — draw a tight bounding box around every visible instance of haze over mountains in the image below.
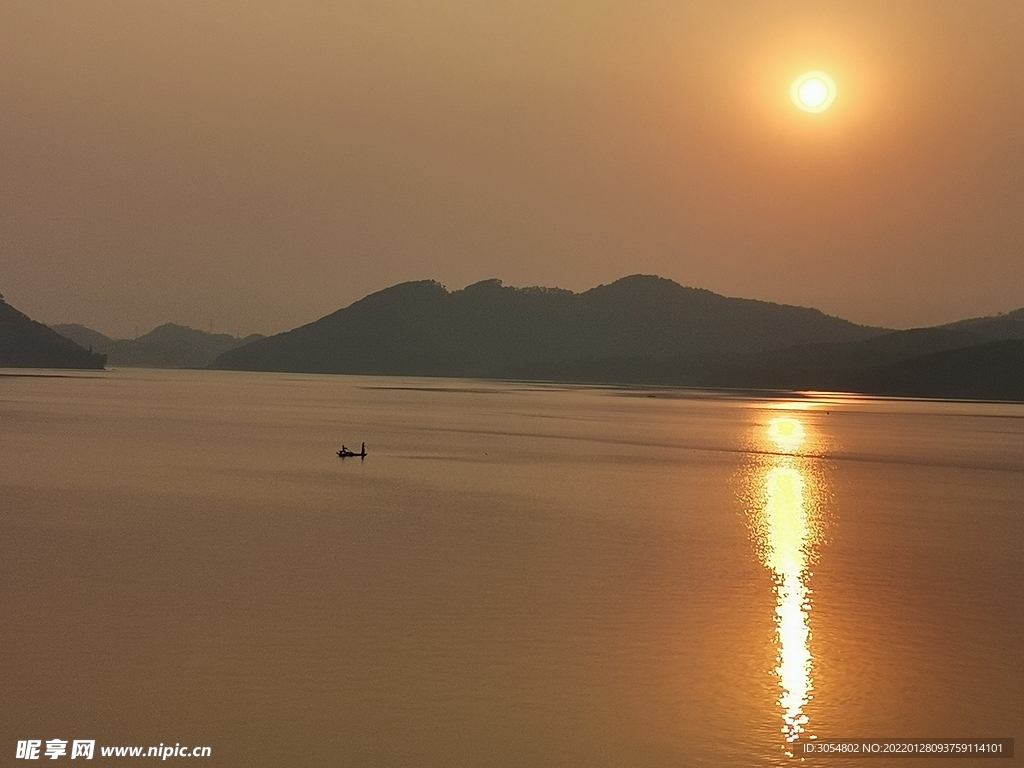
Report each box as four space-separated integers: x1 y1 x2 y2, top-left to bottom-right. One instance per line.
52 323 264 369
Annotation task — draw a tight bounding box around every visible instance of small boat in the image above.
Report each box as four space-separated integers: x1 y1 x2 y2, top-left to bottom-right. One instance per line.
337 442 367 458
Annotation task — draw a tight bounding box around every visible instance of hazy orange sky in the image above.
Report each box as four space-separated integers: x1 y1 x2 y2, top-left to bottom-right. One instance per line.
3 1 1023 336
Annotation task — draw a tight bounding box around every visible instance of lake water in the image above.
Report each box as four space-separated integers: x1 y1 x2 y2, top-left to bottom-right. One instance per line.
2 369 1021 766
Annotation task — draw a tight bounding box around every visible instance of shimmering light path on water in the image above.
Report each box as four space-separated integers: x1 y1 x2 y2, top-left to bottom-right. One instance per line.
1 370 1022 767
748 415 822 754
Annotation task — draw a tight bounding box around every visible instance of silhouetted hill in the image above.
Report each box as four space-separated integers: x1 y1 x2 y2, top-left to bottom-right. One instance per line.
212 275 885 377
1 296 106 369
702 327 991 390
940 307 1024 341
52 323 264 368
845 339 1024 400
109 324 265 368
51 323 114 352
586 326 1024 400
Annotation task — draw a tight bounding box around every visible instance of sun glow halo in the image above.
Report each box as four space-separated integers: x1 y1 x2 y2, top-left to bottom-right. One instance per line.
791 71 836 113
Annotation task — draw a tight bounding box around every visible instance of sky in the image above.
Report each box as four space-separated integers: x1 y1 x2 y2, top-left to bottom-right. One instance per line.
2 0 1024 337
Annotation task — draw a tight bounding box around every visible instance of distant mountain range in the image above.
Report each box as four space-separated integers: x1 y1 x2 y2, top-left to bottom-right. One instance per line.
212 275 884 375
1 294 106 369
210 276 1024 401
8 275 1023 400
52 323 264 369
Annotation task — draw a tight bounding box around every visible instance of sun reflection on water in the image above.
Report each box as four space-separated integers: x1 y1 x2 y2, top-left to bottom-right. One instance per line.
767 416 806 454
750 412 825 755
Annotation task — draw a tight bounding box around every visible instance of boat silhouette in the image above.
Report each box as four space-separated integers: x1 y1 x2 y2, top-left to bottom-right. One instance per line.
337 442 367 458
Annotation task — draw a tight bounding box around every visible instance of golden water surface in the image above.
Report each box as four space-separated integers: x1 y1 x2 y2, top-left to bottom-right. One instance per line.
2 370 1022 767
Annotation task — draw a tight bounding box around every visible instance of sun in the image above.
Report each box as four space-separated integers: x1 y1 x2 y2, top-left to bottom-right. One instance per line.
791 71 837 113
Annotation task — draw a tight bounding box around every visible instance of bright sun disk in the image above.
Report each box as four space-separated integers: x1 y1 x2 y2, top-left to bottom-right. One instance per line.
791 71 836 113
